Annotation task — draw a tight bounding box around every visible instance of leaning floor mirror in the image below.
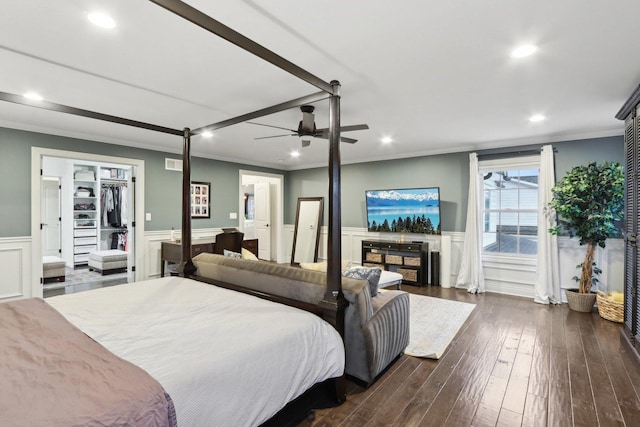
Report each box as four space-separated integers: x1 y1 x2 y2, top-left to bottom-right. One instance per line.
291 197 324 265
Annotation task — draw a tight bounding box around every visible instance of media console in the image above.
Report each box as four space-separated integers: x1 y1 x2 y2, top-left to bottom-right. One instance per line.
361 240 429 286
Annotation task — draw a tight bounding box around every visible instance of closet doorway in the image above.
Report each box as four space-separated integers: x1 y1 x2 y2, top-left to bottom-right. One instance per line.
31 148 145 299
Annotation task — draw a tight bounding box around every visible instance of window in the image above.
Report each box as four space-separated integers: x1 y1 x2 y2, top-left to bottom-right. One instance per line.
480 158 539 255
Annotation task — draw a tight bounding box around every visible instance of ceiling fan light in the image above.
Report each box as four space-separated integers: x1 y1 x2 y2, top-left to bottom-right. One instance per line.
201 131 213 138
290 150 300 158
381 136 393 144
529 114 546 123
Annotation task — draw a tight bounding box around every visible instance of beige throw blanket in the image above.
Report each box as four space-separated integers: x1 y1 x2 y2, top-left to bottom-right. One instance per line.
0 298 176 427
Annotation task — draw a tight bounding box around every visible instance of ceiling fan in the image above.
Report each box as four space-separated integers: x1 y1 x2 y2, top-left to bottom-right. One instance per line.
248 105 369 147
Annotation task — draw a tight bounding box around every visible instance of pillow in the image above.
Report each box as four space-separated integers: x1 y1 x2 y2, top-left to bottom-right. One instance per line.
223 249 242 259
241 248 259 261
342 267 382 297
299 261 327 272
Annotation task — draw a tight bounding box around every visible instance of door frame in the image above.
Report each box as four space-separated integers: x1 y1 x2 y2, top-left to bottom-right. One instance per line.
31 147 145 298
238 170 284 263
41 176 61 257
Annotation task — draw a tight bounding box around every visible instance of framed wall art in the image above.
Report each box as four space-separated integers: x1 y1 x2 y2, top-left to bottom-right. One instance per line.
191 181 210 218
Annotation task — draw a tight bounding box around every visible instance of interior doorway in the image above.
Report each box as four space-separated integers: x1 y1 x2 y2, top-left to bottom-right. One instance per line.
31 148 145 299
239 170 284 263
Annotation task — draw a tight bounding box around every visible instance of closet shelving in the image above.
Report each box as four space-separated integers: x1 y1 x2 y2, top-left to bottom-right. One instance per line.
72 165 99 265
71 164 130 266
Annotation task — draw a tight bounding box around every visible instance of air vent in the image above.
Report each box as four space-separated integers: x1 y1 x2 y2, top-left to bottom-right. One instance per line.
165 158 182 172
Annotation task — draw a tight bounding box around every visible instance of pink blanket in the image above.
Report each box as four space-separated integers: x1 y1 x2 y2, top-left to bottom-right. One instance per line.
0 298 177 427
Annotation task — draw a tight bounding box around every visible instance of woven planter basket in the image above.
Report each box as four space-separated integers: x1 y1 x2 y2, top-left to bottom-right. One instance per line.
596 291 624 323
565 289 597 312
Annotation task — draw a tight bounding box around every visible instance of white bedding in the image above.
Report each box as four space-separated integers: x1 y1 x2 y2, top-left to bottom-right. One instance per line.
47 277 344 426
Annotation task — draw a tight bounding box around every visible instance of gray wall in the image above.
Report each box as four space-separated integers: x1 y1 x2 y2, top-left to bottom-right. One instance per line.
285 152 469 231
286 135 624 232
0 127 281 237
0 126 625 238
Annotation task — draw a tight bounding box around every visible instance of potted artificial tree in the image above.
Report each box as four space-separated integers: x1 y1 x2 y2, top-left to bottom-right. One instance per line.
548 161 624 312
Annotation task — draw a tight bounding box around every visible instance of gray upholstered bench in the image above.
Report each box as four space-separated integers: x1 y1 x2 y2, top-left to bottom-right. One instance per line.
43 256 66 283
88 250 128 275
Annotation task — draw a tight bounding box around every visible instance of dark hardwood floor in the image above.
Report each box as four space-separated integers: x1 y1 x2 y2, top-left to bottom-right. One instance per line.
302 286 640 427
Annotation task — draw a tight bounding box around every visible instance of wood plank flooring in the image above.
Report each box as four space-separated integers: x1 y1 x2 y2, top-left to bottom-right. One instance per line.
300 286 640 427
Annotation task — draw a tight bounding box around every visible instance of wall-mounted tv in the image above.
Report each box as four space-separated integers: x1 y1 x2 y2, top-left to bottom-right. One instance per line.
365 187 441 234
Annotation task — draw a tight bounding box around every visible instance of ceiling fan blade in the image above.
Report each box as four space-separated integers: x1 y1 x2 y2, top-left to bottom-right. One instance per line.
340 136 358 144
313 134 358 144
301 140 311 147
247 121 297 133
254 134 297 140
316 124 369 133
340 124 369 132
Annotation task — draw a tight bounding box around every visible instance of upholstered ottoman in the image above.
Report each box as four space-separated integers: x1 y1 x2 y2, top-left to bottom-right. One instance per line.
43 256 66 283
379 270 403 290
88 250 128 275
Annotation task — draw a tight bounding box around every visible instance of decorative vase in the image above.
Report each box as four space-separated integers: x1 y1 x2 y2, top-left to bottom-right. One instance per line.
565 288 597 312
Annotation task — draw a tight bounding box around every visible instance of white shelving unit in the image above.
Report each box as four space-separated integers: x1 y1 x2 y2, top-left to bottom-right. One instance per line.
72 165 99 265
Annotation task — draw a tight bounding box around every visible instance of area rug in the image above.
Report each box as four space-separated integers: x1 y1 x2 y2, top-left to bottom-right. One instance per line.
405 293 476 359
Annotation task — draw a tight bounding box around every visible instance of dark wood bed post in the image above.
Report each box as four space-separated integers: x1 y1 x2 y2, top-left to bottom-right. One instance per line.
319 80 347 403
178 127 196 277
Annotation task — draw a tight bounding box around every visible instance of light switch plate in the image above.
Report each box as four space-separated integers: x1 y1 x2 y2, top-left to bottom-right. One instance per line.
229 212 237 219
145 213 151 221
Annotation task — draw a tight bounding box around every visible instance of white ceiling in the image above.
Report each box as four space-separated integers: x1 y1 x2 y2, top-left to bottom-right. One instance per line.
1 0 638 170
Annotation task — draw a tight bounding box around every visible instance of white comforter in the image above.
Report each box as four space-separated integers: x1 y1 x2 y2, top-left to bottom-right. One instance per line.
47 277 345 427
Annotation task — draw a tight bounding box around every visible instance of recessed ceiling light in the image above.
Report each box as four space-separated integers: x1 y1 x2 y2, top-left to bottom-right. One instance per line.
88 12 116 29
529 114 546 123
290 150 300 158
23 92 43 101
511 44 538 58
381 136 393 144
201 131 213 138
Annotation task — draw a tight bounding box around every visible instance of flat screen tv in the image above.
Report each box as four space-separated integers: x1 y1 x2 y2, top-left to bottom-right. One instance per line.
365 187 441 234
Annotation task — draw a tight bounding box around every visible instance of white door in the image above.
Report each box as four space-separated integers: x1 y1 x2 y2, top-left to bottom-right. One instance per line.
254 181 271 260
41 177 61 257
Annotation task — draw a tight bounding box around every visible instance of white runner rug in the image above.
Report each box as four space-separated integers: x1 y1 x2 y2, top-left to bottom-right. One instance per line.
405 293 476 359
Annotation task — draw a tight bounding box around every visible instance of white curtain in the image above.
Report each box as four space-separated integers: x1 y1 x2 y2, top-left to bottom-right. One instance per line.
534 145 561 304
456 152 485 293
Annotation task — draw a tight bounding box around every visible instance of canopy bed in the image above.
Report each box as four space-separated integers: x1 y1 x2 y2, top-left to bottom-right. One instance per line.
0 0 349 425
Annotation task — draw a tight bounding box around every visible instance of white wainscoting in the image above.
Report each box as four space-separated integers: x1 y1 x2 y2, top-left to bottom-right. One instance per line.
480 254 538 298
0 236 32 302
143 228 224 279
283 226 624 299
4 230 622 302
558 237 624 293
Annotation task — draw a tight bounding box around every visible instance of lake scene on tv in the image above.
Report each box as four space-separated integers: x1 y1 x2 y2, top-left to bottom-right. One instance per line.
366 188 441 234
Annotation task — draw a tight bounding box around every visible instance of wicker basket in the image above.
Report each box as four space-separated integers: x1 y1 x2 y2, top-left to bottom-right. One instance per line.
365 252 384 263
565 289 597 312
397 268 417 282
386 255 403 265
404 256 421 267
363 262 386 270
596 291 623 323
